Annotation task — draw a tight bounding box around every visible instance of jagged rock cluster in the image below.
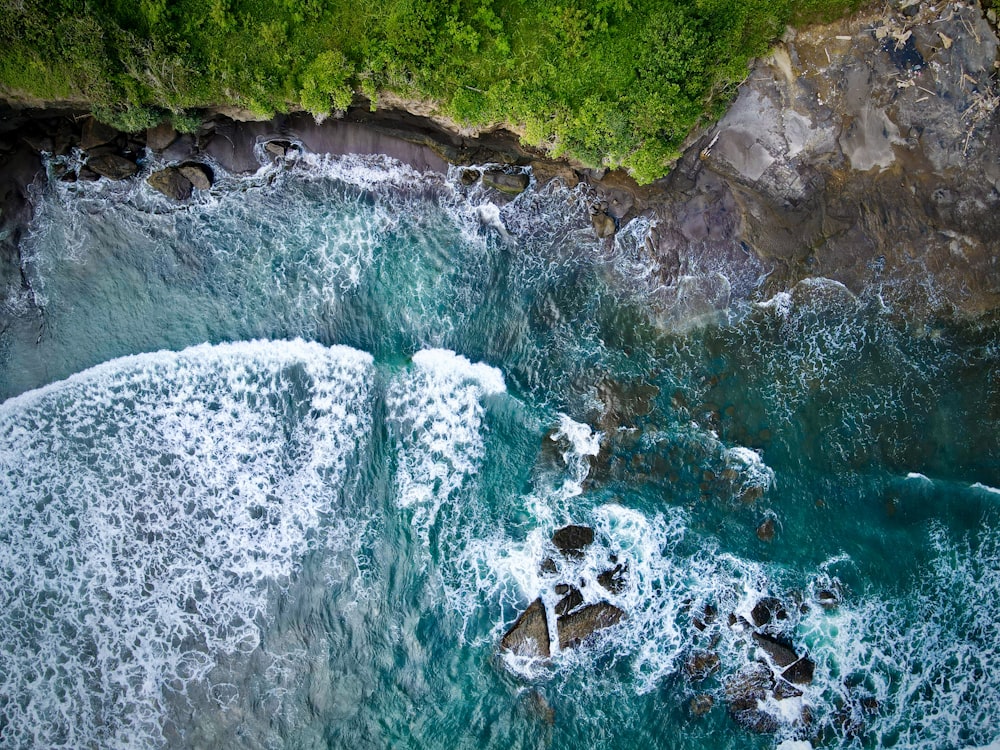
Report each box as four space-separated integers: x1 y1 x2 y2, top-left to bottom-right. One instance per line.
499 524 627 658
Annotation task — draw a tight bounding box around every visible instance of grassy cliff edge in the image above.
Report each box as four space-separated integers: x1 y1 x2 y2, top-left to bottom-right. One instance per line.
1 0 859 183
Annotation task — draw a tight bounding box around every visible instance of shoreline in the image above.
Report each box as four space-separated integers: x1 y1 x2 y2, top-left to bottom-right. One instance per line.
2 0 999 324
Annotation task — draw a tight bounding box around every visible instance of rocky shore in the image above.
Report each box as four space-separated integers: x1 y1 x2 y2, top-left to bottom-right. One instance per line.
1 0 998 327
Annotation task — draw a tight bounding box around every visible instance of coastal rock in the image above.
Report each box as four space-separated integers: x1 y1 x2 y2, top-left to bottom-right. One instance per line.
147 167 193 201
597 562 627 594
756 517 776 542
690 694 714 716
146 122 178 151
752 631 815 684
86 153 138 180
750 597 788 628
557 601 625 649
591 210 617 239
500 598 550 658
685 650 721 682
179 162 213 190
460 168 481 185
80 117 119 150
264 139 289 158
552 524 595 558
554 585 583 616
725 664 780 734
482 170 529 195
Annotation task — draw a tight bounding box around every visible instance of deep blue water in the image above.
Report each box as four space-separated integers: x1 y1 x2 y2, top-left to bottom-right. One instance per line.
1 150 999 749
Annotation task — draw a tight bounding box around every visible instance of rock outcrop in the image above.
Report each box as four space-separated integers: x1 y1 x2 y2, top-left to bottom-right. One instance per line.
648 0 1000 320
482 169 530 195
147 167 193 201
556 602 626 650
500 524 629 660
86 153 138 180
500 598 550 658
551 524 595 557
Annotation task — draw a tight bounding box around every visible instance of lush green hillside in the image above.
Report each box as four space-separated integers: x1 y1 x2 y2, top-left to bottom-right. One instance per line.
0 0 858 182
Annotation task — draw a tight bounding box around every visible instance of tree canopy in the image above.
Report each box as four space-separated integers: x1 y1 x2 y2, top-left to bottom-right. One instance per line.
0 0 859 182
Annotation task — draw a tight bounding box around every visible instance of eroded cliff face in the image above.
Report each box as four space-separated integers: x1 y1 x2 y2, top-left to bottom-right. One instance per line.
649 0 999 320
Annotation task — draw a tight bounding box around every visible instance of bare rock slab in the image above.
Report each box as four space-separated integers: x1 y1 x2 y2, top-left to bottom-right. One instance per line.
147 167 193 201
483 170 529 195
557 602 625 649
146 122 178 151
179 162 213 190
500 598 550 658
86 154 138 180
552 524 594 558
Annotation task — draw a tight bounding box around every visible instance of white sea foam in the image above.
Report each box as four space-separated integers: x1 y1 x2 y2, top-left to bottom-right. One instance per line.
725 445 776 493
971 482 1000 496
385 349 506 540
906 472 932 482
0 340 373 749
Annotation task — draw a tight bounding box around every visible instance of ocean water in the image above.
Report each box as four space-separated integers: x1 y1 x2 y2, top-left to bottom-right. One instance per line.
1 148 999 749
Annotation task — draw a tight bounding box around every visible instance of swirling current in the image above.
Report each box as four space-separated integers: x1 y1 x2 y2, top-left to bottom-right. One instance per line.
1 149 999 749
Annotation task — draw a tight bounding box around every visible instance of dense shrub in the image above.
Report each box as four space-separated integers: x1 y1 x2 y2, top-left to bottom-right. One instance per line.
0 0 859 182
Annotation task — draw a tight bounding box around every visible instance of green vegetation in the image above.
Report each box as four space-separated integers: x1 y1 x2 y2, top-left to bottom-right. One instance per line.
0 0 859 182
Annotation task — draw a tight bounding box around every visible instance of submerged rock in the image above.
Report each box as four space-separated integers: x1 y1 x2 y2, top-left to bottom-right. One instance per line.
690 694 714 716
552 524 594 558
756 517 776 542
86 154 138 180
685 650 721 682
482 170 529 195
500 598 550 658
556 601 625 649
147 167 193 201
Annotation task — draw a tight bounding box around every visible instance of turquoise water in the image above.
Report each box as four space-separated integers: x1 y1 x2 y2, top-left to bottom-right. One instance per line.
1 150 999 749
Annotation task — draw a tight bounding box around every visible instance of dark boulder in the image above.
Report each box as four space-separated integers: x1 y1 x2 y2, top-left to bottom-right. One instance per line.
692 603 717 631
597 562 628 593
146 122 178 151
460 168 481 186
690 694 714 716
725 663 779 734
179 162 213 190
552 525 595 558
750 597 788 628
756 517 776 542
540 557 558 575
752 632 815 684
80 117 120 150
147 167 193 201
685 650 720 682
554 586 583 616
783 656 815 685
87 154 138 181
500 598 550 658
483 170 529 195
557 601 625 649
751 631 799 668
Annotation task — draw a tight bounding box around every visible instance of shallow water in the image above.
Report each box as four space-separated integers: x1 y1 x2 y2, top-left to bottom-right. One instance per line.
1 150 999 749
